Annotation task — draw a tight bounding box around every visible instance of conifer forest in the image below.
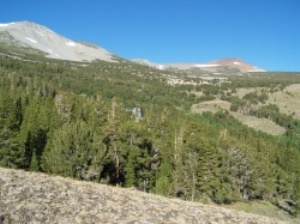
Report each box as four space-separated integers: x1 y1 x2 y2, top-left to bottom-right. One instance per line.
0 56 299 216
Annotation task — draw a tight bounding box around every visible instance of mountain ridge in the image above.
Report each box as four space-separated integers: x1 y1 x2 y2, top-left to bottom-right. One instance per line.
0 21 117 62
132 57 266 73
1 21 266 72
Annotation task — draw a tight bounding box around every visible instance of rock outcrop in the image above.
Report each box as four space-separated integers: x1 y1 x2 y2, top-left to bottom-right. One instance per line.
0 167 289 223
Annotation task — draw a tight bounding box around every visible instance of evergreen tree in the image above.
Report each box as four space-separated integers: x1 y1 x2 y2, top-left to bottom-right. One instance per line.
0 91 23 167
30 150 39 171
42 121 103 179
125 146 139 188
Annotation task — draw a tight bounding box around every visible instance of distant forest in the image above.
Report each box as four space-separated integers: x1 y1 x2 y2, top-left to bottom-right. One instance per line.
0 56 299 216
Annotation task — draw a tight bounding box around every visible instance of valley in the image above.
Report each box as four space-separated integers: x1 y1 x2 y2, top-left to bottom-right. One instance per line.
0 21 299 223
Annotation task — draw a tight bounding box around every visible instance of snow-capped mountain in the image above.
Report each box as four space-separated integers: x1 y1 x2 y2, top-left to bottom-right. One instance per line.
0 21 267 72
162 58 265 73
132 57 266 73
0 21 117 62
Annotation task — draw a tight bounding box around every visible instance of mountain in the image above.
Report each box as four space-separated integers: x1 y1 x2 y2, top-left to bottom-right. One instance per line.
132 57 266 74
0 21 267 72
0 21 117 62
199 57 266 73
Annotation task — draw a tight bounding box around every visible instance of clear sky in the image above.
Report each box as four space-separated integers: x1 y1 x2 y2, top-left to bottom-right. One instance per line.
1 0 300 71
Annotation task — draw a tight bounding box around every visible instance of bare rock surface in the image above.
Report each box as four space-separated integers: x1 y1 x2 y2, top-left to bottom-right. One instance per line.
0 21 116 62
0 167 289 224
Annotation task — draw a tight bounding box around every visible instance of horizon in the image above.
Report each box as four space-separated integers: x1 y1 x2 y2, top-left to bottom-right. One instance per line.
1 0 300 72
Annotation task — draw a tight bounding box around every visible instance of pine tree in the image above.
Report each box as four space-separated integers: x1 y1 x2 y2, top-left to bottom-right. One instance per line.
30 150 39 171
0 91 23 168
42 121 99 179
125 146 139 188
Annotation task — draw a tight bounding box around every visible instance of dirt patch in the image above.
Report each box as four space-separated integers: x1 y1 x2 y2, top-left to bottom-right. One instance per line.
235 87 269 98
191 100 286 135
231 112 286 135
234 85 300 120
267 84 300 120
191 100 231 113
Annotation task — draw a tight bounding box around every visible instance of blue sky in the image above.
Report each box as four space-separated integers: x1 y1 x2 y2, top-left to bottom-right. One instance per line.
1 0 300 71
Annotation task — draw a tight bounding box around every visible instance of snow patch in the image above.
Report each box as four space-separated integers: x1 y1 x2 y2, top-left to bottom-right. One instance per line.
66 41 76 47
234 61 241 65
158 65 164 70
194 64 219 68
26 37 37 44
36 30 45 37
0 23 14 27
248 68 266 72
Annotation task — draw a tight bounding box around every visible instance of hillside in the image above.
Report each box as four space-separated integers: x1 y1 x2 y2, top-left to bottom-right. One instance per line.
0 21 117 62
0 21 300 221
0 167 290 224
191 100 286 135
0 56 299 219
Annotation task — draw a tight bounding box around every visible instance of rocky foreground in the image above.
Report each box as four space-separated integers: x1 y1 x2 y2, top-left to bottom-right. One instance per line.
0 167 291 224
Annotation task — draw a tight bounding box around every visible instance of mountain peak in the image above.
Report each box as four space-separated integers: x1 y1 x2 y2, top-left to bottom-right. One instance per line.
208 57 265 72
0 21 44 29
0 21 117 62
17 20 38 26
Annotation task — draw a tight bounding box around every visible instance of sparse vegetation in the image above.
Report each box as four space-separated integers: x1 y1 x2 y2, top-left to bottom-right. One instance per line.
1 167 290 223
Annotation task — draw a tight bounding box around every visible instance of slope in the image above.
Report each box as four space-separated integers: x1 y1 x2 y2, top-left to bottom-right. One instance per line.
0 167 289 224
0 49 299 219
0 21 117 62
